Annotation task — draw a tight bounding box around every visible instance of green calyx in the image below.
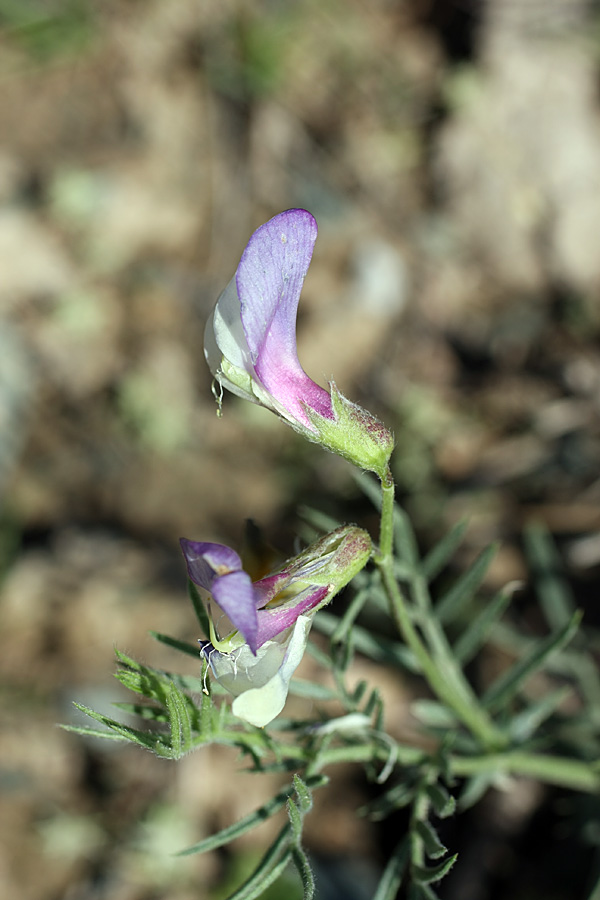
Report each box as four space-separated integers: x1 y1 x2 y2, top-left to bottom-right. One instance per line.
306 383 394 479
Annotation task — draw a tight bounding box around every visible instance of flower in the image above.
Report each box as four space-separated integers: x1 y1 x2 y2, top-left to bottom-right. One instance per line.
205 209 394 478
180 525 371 726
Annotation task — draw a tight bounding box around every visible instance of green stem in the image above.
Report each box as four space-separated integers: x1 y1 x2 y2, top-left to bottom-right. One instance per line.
374 470 506 750
375 466 395 564
308 744 600 795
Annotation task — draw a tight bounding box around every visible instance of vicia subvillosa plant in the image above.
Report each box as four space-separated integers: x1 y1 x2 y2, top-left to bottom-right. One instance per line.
68 210 600 900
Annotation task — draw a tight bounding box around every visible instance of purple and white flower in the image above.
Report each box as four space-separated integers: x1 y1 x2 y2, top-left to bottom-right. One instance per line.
204 209 394 477
204 208 332 431
180 526 371 726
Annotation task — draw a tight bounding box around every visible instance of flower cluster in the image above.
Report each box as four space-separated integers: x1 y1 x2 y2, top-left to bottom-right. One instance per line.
184 209 393 725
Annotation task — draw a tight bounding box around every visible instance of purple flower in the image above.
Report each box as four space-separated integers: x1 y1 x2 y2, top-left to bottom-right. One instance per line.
204 208 332 431
180 526 371 726
179 538 329 655
205 209 394 477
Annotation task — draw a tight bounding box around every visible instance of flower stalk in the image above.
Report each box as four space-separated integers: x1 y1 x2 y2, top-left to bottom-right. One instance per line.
373 469 507 750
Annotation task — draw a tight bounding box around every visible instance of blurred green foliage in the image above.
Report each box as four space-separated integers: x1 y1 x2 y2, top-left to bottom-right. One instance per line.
0 0 95 62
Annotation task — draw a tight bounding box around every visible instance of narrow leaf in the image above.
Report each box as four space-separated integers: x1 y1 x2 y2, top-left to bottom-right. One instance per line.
422 519 468 581
177 779 324 856
188 578 210 635
287 798 303 841
524 522 575 630
112 702 168 723
150 631 202 659
314 611 418 672
413 854 458 885
166 681 192 757
483 612 582 711
291 845 315 899
436 544 498 624
425 783 456 819
298 505 341 534
225 823 292 900
415 820 447 860
361 781 416 821
373 836 410 900
457 773 498 811
72 703 168 753
293 774 313 814
411 700 458 729
288 679 339 701
394 507 419 567
509 687 572 742
331 587 371 646
453 581 518 664
352 680 368 706
353 470 383 509
60 724 129 742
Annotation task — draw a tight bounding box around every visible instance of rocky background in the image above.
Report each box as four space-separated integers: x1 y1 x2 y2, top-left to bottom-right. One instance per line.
1 1 600 898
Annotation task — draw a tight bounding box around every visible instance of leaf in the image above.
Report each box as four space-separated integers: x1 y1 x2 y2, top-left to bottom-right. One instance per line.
60 723 129 742
112 702 168 723
524 522 575 630
373 836 410 900
415 820 447 860
509 687 573 742
287 798 303 841
177 777 326 856
293 774 314 814
360 781 417 821
425 783 456 819
435 544 498 624
188 578 211 635
298 505 341 534
224 823 292 900
352 680 368 706
288 679 338 701
453 581 519 664
457 773 497 811
70 703 170 754
411 700 458 729
421 519 469 581
114 650 168 703
353 470 383 509
314 611 418 672
393 506 419 567
413 854 458 885
150 631 202 659
330 587 372 646
166 681 192 757
291 844 315 899
483 612 582 712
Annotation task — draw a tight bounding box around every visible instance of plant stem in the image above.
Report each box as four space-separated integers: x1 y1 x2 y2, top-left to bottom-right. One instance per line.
374 469 507 750
309 744 600 795
376 465 395 564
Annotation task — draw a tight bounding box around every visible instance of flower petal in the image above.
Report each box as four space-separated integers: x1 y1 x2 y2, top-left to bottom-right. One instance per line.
209 276 254 375
255 585 328 646
211 569 259 653
180 539 243 589
231 615 312 727
237 209 333 426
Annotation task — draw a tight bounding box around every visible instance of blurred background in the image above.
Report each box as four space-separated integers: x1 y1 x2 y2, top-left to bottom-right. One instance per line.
1 1 600 898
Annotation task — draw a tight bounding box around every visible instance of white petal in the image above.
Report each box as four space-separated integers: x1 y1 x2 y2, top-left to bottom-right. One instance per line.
211 276 253 371
203 306 223 378
231 615 312 727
